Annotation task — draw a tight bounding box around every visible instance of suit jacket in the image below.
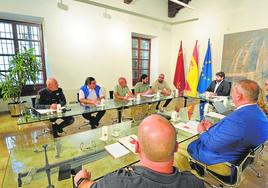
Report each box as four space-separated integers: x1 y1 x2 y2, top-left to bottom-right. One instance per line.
36 88 66 109
187 104 268 165
206 80 230 96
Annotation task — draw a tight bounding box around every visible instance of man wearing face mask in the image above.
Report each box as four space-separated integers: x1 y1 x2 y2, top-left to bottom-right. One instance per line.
206 71 230 96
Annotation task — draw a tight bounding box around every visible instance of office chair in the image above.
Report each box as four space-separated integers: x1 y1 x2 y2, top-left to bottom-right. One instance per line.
77 93 92 130
109 90 132 123
189 144 264 187
227 81 232 96
30 95 52 139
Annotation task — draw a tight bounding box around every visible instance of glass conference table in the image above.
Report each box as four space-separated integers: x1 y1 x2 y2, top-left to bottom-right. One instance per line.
4 102 208 188
17 95 176 125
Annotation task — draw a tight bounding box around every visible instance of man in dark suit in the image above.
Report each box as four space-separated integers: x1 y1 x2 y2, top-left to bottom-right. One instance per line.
206 71 230 96
36 78 74 138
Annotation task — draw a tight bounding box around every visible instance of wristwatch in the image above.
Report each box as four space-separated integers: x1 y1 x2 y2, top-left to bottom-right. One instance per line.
76 177 88 188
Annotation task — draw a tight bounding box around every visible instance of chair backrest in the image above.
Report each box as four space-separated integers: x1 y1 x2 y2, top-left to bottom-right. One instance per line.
31 96 37 108
227 81 232 96
240 144 264 171
77 93 80 103
109 90 114 99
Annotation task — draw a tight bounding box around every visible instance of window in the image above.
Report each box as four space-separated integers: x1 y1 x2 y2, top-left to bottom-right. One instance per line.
0 19 46 95
132 36 151 86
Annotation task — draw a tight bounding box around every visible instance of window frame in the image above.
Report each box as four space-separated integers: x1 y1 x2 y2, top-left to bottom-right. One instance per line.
131 36 151 86
0 19 46 96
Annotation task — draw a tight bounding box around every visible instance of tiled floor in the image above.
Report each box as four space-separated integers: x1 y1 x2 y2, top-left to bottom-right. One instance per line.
0 99 267 188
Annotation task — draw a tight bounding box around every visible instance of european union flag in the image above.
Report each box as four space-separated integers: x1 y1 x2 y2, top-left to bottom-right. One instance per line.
197 39 212 93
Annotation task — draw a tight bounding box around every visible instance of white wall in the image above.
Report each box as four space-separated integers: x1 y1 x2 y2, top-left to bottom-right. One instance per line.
0 0 172 111
1 0 268 111
170 0 268 80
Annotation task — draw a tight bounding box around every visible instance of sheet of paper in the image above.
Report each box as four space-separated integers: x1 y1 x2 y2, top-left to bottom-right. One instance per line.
174 121 199 135
118 135 138 154
142 94 155 98
206 112 226 119
36 109 51 114
104 143 130 159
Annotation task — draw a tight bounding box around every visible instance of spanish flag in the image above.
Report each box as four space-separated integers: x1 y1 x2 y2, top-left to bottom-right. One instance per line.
185 41 199 97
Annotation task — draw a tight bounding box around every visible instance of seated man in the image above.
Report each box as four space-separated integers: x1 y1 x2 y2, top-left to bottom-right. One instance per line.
134 74 153 95
206 71 230 96
74 114 205 188
79 77 106 129
36 78 74 138
152 73 172 110
114 77 134 100
175 79 268 176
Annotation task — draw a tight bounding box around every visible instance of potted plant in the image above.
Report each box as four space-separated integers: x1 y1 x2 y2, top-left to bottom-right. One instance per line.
0 48 41 116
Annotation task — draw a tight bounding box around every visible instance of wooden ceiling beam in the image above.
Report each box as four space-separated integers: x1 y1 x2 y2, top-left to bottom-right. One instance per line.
168 0 191 18
124 0 133 4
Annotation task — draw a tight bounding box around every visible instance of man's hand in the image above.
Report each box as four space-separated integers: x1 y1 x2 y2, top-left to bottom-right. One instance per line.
50 103 57 110
162 88 171 96
91 99 99 106
209 92 216 97
197 120 213 132
144 89 153 95
74 169 91 187
123 95 129 100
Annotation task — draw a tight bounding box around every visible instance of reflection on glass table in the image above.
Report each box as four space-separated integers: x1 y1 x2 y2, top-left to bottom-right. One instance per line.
5 102 211 188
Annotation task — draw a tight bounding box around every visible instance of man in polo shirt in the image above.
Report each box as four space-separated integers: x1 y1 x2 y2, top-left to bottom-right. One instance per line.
152 73 172 110
114 77 134 100
134 74 153 95
74 114 205 188
79 77 106 129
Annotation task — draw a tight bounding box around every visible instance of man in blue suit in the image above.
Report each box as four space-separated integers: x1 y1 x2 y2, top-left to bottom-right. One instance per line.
175 79 268 176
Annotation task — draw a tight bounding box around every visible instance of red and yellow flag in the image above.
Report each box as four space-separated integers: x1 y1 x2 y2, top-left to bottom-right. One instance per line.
185 41 199 97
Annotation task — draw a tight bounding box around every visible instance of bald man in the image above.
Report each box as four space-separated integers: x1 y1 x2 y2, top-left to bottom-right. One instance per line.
114 77 133 100
36 78 74 138
74 115 204 188
175 79 268 176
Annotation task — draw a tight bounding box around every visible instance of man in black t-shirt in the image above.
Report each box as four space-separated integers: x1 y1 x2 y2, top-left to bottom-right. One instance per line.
74 115 204 188
36 78 74 138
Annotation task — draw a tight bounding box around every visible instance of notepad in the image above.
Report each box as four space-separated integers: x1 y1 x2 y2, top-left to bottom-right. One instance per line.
206 112 226 119
118 135 138 154
104 143 130 159
174 121 199 135
36 109 51 114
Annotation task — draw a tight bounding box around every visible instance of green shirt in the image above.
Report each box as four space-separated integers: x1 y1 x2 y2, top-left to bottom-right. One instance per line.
114 85 130 97
134 82 150 93
152 80 171 92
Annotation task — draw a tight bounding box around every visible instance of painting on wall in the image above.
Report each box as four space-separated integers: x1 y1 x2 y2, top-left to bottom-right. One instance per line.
221 28 268 87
